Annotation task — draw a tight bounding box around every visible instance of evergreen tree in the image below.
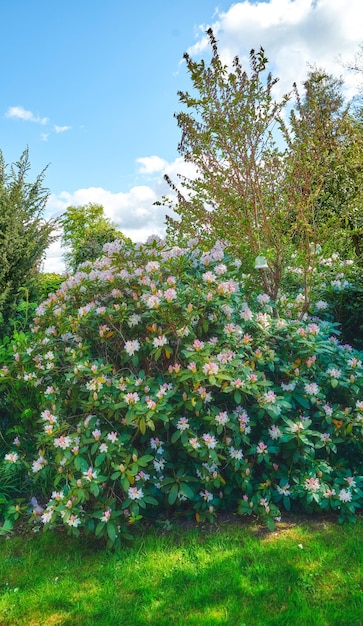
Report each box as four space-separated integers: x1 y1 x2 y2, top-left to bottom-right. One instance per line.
0 148 56 331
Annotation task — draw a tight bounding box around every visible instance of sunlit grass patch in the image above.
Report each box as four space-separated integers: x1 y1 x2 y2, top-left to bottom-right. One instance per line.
0 517 362 625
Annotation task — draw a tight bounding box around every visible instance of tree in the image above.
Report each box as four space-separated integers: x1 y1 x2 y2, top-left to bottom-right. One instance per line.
0 148 56 331
162 30 360 311
163 29 290 301
60 203 126 272
281 69 363 263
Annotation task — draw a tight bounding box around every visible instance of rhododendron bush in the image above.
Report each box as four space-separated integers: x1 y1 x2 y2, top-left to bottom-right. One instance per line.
1 237 363 545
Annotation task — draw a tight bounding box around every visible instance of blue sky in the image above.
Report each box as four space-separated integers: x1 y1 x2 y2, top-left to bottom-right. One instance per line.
0 0 362 272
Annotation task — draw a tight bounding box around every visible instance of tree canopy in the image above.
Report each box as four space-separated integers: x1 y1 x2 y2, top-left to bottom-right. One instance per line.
60 203 127 272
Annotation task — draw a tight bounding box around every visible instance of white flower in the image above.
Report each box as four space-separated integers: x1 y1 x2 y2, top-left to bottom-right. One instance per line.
66 514 82 527
326 368 341 379
277 484 291 496
176 417 189 431
153 335 168 348
107 431 118 443
153 457 166 472
200 489 213 502
268 425 282 440
41 510 54 524
315 300 328 310
338 489 352 503
304 382 319 396
257 293 270 305
124 339 140 355
127 314 142 328
229 447 243 460
4 452 18 463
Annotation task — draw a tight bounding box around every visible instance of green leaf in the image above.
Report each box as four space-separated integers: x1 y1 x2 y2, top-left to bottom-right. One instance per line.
171 430 181 443
89 482 100 497
107 522 117 543
294 395 311 409
95 453 106 467
168 483 179 505
179 483 195 500
74 456 89 472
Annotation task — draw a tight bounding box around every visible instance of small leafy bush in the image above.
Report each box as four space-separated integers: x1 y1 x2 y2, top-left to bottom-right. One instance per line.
1 237 362 546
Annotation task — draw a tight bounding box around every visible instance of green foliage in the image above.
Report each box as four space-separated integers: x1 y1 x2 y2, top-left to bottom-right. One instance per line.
0 148 57 333
60 203 128 272
281 70 363 264
1 238 362 546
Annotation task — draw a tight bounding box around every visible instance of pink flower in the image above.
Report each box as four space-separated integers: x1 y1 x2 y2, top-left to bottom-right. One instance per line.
215 411 229 426
304 477 320 492
217 280 238 295
256 442 268 455
128 486 144 500
326 368 341 379
202 271 216 283
192 339 205 351
202 433 217 449
164 288 177 302
240 307 253 321
83 466 97 481
107 432 118 443
202 362 219 376
41 510 54 524
177 417 189 431
54 436 72 450
101 509 112 523
124 392 140 404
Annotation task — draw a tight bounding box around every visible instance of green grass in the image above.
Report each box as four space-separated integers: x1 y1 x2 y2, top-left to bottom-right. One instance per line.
0 516 362 626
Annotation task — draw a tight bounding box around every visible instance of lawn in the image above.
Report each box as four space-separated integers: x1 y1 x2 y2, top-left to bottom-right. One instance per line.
0 515 362 626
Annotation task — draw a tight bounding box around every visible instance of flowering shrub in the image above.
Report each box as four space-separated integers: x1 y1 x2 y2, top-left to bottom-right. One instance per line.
1 237 363 545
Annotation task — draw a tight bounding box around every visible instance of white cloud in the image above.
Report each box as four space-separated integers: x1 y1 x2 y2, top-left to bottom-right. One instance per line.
188 0 362 100
136 155 168 174
5 105 48 125
42 156 196 273
54 125 71 133
40 133 49 142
